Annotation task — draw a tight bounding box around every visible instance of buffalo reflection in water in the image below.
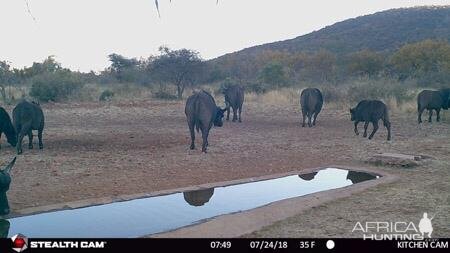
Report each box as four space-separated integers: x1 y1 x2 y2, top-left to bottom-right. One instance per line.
346 171 377 184
183 188 215 207
298 172 318 181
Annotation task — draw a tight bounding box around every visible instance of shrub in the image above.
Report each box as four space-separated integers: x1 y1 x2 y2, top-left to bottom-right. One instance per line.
30 71 83 102
99 90 114 101
152 90 178 100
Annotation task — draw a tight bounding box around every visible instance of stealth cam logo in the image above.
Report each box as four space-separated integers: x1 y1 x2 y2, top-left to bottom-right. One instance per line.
11 234 28 252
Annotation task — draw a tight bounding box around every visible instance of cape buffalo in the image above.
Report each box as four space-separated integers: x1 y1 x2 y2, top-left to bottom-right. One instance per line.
0 219 9 238
0 157 16 216
350 100 391 141
0 107 17 149
185 90 226 153
13 100 45 154
223 85 244 122
300 88 323 127
183 188 215 207
417 89 450 123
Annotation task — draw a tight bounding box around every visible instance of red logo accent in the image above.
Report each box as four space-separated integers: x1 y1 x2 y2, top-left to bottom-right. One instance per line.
13 237 26 249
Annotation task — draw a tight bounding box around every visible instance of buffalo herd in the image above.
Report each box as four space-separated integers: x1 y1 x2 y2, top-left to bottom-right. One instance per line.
185 86 450 152
0 85 448 217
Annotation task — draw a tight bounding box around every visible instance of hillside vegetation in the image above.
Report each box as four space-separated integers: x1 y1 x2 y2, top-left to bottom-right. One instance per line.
0 6 449 110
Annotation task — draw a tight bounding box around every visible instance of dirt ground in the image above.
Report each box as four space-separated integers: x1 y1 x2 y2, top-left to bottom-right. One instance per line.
1 99 449 237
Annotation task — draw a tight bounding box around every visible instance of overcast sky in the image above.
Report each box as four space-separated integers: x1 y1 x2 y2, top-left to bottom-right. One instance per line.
0 0 448 72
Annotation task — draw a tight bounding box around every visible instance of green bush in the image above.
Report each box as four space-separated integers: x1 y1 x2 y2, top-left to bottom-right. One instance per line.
99 90 114 101
30 71 83 102
152 90 178 100
347 80 412 103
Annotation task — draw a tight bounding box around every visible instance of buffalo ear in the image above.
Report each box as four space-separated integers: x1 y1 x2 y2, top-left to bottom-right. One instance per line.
2 157 16 174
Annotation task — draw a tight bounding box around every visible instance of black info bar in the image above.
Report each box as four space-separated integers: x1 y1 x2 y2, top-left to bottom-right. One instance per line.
0 238 448 253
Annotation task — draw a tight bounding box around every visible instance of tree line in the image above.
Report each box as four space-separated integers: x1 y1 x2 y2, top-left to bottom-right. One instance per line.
0 39 449 103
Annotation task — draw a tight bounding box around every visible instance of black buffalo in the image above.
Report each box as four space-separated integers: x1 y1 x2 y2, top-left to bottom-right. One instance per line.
417 89 450 123
350 100 391 141
185 90 226 153
0 107 17 149
0 157 16 216
13 100 45 154
0 219 9 238
300 88 323 127
346 171 377 184
183 188 215 207
223 85 244 122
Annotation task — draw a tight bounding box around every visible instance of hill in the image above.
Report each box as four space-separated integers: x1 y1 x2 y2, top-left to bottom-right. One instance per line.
214 6 450 60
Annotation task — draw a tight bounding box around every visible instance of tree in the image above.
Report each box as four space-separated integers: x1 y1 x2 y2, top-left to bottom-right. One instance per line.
107 54 141 82
0 61 12 102
347 50 385 78
390 40 450 83
22 56 62 78
258 61 288 88
148 46 204 99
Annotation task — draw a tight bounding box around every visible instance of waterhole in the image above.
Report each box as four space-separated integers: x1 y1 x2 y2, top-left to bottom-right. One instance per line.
4 168 378 238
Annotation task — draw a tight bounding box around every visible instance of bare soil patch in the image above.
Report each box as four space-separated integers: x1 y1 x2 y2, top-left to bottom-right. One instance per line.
1 100 449 236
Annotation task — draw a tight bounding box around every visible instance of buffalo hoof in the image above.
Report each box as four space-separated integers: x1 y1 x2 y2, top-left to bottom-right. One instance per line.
302 124 305 127
190 145 195 150
39 145 43 149
363 133 367 138
201 149 207 153
387 137 391 141
238 119 242 123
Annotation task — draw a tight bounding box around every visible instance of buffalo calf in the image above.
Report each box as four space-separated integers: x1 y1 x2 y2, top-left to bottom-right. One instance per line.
350 100 391 141
13 100 45 154
223 85 244 122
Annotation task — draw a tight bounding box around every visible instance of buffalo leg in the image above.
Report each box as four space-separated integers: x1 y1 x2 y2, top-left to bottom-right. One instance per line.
226 107 230 121
312 112 318 126
384 120 391 141
363 122 369 137
418 107 425 124
232 107 237 122
436 109 441 122
302 110 307 127
368 121 379 140
307 112 313 127
354 121 360 135
428 110 433 123
188 122 195 150
201 129 209 153
16 124 30 154
28 130 33 149
38 129 44 149
238 105 242 123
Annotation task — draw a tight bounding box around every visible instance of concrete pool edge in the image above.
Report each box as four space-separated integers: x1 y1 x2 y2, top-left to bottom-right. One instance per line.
6 165 394 223
148 165 397 238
